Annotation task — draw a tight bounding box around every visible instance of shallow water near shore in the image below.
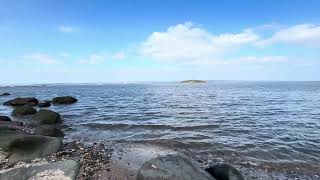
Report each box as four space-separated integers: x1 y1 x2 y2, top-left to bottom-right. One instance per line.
1 81 320 177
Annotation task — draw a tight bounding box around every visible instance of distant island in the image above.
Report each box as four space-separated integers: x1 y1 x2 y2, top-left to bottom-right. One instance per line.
180 80 207 83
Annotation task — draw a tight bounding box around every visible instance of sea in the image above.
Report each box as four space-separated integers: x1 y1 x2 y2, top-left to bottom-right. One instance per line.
0 81 319 173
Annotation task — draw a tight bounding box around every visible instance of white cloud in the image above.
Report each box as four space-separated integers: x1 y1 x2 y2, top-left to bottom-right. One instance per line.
21 53 58 64
79 54 105 64
58 26 75 33
231 56 289 64
141 22 259 63
257 24 320 46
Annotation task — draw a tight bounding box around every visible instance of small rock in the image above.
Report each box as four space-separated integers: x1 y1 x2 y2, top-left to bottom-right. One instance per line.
0 92 10 96
38 100 51 107
52 96 77 104
205 164 244 180
11 105 37 116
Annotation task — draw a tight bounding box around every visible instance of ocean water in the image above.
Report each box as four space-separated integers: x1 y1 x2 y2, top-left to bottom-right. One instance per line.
1 81 320 168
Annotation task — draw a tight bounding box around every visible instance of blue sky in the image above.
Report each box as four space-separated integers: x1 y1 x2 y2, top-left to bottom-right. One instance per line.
1 0 320 84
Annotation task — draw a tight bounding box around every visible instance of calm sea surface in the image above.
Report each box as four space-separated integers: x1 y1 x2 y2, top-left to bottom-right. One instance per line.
1 81 320 167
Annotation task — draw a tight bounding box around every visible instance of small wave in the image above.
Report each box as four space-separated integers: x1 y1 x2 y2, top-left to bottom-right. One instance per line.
82 123 220 131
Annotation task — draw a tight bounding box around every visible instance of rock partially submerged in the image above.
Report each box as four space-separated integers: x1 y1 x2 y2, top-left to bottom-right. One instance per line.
11 105 37 116
38 100 51 107
0 92 10 96
137 154 215 180
52 96 77 104
0 116 12 121
3 97 38 106
34 125 64 137
32 109 62 125
7 135 62 164
0 160 80 180
205 164 244 180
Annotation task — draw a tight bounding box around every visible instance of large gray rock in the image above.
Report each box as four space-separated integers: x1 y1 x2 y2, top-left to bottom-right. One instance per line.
6 135 62 164
0 129 28 151
137 154 216 180
11 105 37 116
52 96 77 104
34 125 64 137
32 109 62 125
3 97 38 106
205 164 244 180
0 121 23 128
0 160 80 180
0 116 12 121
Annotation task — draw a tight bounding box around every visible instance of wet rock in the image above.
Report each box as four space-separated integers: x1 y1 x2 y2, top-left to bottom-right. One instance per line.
34 125 64 137
52 96 77 104
38 100 51 107
32 109 62 125
6 135 62 164
0 129 28 150
205 164 244 180
0 121 23 129
0 160 80 180
0 116 11 121
137 154 215 180
0 92 10 96
3 97 38 106
11 105 37 116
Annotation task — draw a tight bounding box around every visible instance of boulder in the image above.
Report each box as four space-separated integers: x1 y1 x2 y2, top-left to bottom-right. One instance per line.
38 100 51 107
0 121 23 128
0 92 10 96
205 164 244 180
0 160 79 180
0 129 28 150
0 115 12 121
6 135 62 164
3 97 38 106
11 105 37 116
137 154 215 180
34 125 64 137
52 96 77 104
32 109 62 125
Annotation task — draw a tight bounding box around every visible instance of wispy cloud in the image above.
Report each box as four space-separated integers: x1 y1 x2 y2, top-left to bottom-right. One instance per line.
256 24 320 47
21 53 58 64
78 52 126 64
58 26 76 33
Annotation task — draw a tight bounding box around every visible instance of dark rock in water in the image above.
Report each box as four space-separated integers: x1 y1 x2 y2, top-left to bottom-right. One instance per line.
11 105 37 116
0 92 10 96
0 160 79 180
205 164 244 180
3 97 38 106
137 154 216 180
34 125 64 137
38 100 51 107
52 96 77 104
7 135 62 164
32 109 62 125
0 115 12 121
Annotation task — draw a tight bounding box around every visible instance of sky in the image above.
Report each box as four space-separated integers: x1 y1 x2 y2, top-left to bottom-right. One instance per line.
1 0 320 84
